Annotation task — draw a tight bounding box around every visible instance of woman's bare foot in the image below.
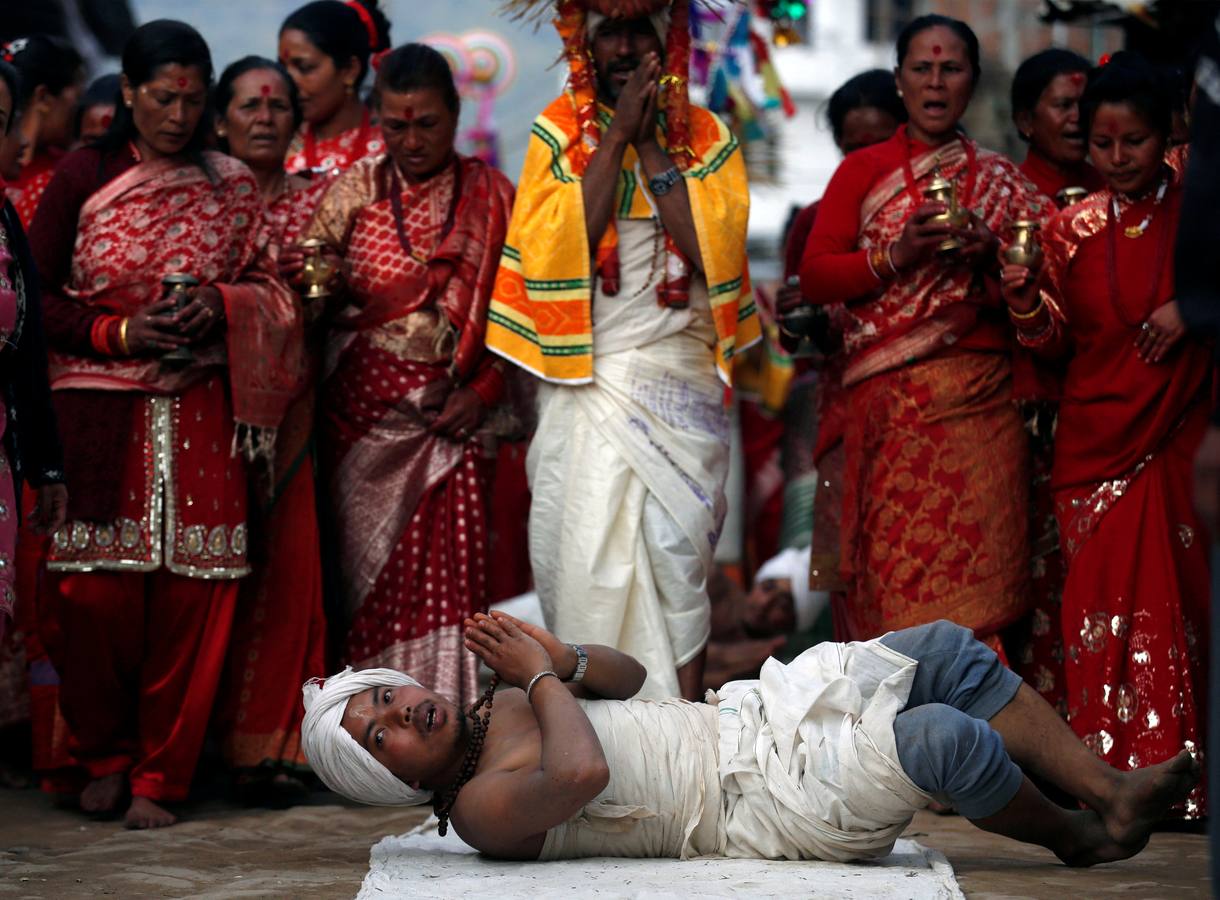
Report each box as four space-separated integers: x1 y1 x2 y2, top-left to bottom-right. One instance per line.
124 796 177 829
1098 750 1200 846
80 773 125 814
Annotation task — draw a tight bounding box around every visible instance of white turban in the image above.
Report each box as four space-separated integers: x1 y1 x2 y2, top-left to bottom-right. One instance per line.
300 666 432 807
754 545 826 634
586 10 671 44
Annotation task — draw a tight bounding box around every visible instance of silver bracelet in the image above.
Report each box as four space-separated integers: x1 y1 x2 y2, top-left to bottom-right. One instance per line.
526 669 559 701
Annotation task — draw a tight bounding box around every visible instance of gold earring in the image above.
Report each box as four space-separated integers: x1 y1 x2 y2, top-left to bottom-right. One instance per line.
896 88 904 98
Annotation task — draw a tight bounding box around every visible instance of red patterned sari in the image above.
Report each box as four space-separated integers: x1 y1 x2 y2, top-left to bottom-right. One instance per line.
34 149 303 802
1026 173 1210 817
284 109 383 177
803 128 1049 649
307 154 513 704
216 176 331 775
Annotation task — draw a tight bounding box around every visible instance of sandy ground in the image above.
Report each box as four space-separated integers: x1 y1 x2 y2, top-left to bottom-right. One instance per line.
0 786 1210 899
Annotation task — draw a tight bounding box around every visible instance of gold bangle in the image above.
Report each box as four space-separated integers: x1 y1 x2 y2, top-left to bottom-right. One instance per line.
117 317 131 355
1008 298 1045 322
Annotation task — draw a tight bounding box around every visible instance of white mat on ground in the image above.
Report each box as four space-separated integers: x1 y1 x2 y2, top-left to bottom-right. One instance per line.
356 817 965 899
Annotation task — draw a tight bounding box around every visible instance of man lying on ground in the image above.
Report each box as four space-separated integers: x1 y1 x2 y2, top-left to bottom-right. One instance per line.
301 611 1197 865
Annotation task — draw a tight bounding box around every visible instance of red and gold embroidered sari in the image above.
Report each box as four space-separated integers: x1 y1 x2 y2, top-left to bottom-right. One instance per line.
805 128 1048 649
307 154 513 704
1030 173 1210 817
216 176 331 774
45 153 303 575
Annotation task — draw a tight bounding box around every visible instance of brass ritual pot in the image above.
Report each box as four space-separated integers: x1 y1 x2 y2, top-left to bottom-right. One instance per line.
160 272 199 368
298 238 336 301
924 164 970 255
1003 220 1044 270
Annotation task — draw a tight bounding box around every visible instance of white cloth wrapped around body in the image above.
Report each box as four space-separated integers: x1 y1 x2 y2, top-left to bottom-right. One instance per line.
543 636 933 861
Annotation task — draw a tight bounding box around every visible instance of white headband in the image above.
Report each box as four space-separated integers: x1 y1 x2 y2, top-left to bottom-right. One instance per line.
300 666 432 807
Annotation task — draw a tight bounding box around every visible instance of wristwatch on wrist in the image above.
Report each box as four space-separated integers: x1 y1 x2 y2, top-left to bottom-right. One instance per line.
648 166 682 197
565 643 589 683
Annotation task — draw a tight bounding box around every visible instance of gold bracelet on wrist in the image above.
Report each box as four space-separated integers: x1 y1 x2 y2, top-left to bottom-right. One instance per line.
1008 297 1045 322
117 317 131 355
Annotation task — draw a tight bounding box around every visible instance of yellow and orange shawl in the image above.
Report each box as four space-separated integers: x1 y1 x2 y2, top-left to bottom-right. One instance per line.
486 94 759 385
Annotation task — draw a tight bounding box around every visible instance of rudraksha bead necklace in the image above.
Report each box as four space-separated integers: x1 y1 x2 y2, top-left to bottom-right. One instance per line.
434 675 499 836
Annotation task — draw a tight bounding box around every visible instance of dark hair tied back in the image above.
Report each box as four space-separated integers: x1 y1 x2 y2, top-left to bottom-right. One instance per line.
825 69 906 145
281 1 391 91
1010 47 1091 133
1080 50 1173 141
895 14 981 87
5 34 84 105
374 43 460 115
94 20 214 169
214 55 303 146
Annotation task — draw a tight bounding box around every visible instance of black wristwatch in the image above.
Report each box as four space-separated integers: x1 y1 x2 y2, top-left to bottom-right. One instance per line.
648 166 682 197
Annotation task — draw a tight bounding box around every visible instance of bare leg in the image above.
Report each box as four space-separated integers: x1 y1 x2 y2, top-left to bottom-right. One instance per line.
124 796 177 829
677 647 707 701
988 682 1198 846
970 776 1142 868
80 772 126 814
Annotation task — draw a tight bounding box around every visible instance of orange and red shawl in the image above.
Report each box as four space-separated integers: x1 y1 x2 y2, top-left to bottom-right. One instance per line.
48 152 304 440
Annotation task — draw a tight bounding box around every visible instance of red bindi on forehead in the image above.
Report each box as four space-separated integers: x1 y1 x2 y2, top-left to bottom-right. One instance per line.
932 45 942 55
403 106 415 122
101 113 112 127
177 78 187 88
1070 72 1085 86
260 84 272 96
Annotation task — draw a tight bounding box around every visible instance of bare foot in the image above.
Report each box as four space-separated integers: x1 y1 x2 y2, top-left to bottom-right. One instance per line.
1100 750 1200 846
1056 808 1147 868
80 773 125 814
124 796 177 829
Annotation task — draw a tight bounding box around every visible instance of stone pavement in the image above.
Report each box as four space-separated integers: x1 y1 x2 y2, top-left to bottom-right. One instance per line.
0 788 1209 899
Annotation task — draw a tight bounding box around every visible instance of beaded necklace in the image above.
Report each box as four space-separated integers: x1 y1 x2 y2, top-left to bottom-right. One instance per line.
1106 175 1173 330
388 156 462 266
434 675 499 837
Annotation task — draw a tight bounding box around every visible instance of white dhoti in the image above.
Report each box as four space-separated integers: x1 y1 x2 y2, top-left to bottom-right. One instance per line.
527 220 727 699
540 636 932 862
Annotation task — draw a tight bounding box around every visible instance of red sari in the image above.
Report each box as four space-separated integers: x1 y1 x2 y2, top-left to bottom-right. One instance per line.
8 148 62 227
307 154 513 705
284 109 383 177
1023 172 1209 816
801 128 1049 649
32 147 303 801
215 176 331 775
1003 148 1104 713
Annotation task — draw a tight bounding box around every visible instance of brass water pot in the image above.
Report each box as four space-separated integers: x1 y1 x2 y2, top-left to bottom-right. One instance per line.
1003 220 1044 270
299 238 336 300
160 272 199 368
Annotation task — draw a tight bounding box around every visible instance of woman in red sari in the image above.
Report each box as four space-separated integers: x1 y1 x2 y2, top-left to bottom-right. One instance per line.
211 56 330 806
1003 49 1105 713
800 15 1046 651
1001 52 1209 818
278 0 390 177
778 69 904 618
30 21 303 828
297 44 513 705
3 35 84 227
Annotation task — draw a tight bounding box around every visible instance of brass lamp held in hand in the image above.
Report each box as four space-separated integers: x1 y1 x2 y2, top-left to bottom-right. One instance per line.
923 163 971 255
299 238 336 300
1003 220 1044 270
1055 185 1089 209
160 273 199 368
